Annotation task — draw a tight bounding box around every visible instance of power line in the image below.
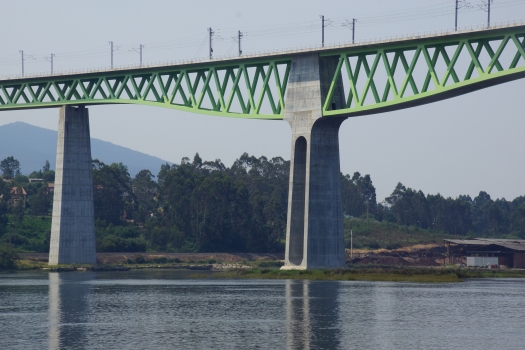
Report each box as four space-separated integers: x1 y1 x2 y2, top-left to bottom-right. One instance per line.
2 0 525 74
19 50 35 77
44 53 55 74
342 19 357 44
130 44 145 67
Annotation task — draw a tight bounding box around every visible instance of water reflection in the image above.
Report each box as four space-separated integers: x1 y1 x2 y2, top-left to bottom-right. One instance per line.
285 280 341 350
48 272 95 350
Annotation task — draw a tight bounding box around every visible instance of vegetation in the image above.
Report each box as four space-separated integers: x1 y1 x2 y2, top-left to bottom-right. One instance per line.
0 156 21 179
211 267 525 282
1 154 525 258
0 244 18 269
344 217 462 250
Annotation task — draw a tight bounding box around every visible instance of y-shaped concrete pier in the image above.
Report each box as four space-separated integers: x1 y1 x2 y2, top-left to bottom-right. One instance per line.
49 106 96 265
282 54 348 270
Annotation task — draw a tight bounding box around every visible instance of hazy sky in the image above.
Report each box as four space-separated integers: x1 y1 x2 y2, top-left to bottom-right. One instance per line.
1 0 525 201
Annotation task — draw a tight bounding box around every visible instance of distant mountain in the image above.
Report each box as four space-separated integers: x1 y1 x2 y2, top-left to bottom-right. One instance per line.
0 122 170 177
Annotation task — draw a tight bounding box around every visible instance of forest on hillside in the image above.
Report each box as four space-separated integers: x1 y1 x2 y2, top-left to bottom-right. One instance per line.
1 153 525 254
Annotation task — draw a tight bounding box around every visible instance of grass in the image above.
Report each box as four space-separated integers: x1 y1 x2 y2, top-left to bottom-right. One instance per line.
211 267 525 283
344 217 464 250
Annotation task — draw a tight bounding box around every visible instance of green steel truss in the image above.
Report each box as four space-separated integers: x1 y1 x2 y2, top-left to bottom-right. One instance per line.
0 59 291 119
323 25 525 117
0 25 524 119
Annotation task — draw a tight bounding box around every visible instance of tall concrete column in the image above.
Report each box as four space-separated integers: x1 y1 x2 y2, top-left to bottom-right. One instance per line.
282 54 347 270
49 106 96 265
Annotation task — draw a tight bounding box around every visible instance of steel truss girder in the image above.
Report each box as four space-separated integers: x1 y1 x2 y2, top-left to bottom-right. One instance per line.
322 26 525 117
1 26 525 119
0 59 291 120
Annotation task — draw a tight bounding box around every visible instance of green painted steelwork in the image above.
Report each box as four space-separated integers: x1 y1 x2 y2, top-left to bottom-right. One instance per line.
0 58 291 120
0 25 524 119
322 25 525 117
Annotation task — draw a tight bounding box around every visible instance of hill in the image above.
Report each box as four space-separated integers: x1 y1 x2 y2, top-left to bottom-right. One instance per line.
0 122 170 176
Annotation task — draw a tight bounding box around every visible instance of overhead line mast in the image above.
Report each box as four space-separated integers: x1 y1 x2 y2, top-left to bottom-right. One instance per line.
208 27 215 59
238 30 243 56
44 53 55 74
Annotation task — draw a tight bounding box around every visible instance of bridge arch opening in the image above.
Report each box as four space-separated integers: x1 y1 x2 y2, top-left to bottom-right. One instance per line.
289 136 307 266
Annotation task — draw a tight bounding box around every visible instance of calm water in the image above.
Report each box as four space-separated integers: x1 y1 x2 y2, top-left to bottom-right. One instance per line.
1 270 524 349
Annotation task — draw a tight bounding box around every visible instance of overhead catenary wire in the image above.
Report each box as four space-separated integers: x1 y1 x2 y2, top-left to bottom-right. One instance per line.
1 0 524 73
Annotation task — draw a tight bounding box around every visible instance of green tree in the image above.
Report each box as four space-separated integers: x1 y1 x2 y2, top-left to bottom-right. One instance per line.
92 160 133 225
43 160 50 172
0 156 21 179
132 169 157 223
42 170 55 182
27 186 52 216
509 204 525 238
0 244 18 269
0 201 7 238
488 203 504 235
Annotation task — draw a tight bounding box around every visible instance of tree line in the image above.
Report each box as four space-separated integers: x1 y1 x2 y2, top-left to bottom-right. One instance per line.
342 177 525 237
1 153 525 254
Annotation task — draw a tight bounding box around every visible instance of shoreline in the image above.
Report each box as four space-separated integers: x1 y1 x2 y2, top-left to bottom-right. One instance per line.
6 261 525 283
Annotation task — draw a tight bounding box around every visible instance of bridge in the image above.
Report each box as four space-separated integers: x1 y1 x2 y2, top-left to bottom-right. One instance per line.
2 23 524 269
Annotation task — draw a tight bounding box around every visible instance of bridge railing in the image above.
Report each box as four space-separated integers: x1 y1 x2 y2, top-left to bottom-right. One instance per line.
1 19 523 82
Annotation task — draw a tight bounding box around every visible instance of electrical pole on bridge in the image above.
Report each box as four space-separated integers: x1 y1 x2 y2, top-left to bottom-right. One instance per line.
320 15 332 47
44 54 55 74
19 50 35 77
238 30 243 56
109 41 114 69
131 44 145 67
208 27 215 59
455 1 472 31
320 15 325 47
478 0 493 28
343 19 357 44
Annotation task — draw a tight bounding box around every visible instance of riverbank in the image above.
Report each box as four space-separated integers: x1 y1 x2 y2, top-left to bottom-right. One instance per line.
207 267 525 283
7 258 525 283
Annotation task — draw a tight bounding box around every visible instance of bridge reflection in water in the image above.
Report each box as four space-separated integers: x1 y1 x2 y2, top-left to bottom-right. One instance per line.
285 280 342 349
48 272 94 350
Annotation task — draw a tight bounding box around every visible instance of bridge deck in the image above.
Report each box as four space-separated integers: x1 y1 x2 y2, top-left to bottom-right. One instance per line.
0 22 524 119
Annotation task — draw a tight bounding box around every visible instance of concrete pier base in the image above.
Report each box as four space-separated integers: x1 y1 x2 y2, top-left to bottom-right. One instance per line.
49 106 96 265
282 54 347 270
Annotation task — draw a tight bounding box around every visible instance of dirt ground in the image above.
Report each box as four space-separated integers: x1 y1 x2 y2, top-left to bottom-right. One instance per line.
346 243 448 266
19 252 284 265
19 244 453 267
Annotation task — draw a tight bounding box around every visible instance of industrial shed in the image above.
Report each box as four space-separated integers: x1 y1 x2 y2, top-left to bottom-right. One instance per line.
443 239 525 268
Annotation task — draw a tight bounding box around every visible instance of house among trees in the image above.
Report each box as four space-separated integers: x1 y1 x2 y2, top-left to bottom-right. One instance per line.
9 187 27 207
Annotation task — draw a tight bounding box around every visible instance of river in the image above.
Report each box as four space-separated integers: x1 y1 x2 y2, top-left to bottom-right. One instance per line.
1 270 524 349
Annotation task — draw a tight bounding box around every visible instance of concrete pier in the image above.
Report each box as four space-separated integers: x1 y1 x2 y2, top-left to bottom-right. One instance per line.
282 54 347 270
49 106 96 265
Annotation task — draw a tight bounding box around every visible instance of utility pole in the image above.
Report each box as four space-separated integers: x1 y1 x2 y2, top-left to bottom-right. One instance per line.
320 15 325 47
343 19 357 44
208 27 215 59
20 50 24 76
44 53 55 74
238 30 243 56
131 44 144 67
109 41 114 69
487 0 492 28
352 18 356 44
19 50 34 77
455 1 472 31
479 0 493 28
454 0 459 32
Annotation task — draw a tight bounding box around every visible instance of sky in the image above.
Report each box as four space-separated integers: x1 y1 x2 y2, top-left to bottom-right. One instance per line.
1 0 525 201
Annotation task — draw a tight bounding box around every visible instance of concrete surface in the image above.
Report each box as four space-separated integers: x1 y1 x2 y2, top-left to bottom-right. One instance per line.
282 54 348 270
49 106 96 265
